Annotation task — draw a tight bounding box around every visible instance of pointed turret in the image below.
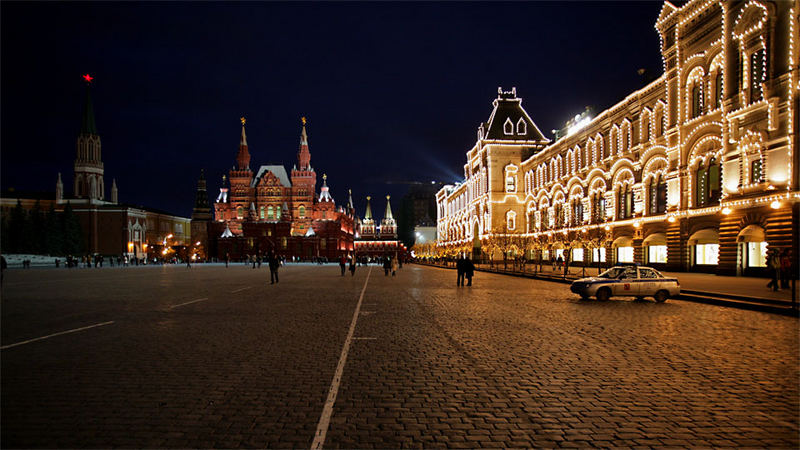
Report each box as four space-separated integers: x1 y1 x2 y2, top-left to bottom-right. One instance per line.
235 117 251 171
347 189 354 211
318 174 334 203
297 117 311 170
380 195 397 238
364 196 373 220
111 179 118 203
80 84 97 135
194 169 211 214
384 195 394 221
56 172 64 202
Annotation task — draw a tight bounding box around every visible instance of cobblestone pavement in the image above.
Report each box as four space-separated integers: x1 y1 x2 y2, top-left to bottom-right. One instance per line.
2 264 798 448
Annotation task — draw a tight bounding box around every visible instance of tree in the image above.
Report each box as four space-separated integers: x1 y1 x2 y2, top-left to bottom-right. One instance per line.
29 200 46 255
61 203 84 255
45 204 63 255
7 200 28 253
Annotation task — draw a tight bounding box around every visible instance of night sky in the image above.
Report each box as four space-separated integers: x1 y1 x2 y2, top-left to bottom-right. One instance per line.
1 2 664 218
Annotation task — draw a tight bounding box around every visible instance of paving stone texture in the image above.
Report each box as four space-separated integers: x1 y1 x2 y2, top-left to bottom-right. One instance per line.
1 263 797 448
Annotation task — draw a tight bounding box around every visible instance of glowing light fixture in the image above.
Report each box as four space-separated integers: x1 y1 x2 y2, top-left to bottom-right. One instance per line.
722 207 732 215
668 216 676 223
770 200 781 209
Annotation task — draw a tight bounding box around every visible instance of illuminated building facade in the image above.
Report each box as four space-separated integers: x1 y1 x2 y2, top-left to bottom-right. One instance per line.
437 1 798 276
211 119 355 260
354 195 407 258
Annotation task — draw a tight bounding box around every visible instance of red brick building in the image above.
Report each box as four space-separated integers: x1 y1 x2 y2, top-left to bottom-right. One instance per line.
208 118 355 260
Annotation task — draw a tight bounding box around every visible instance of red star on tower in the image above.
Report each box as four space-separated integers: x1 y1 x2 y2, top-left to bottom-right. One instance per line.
82 73 93 83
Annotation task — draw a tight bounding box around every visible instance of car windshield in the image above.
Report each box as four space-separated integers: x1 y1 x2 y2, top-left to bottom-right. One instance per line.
598 267 637 279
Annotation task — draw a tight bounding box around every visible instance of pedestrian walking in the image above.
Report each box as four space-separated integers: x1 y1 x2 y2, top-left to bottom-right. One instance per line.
186 257 192 268
252 254 257 269
349 256 357 276
340 256 347 276
225 253 230 268
268 252 280 284
257 254 262 269
391 256 398 276
766 249 781 291
383 256 391 276
780 249 792 290
464 257 475 286
456 256 465 286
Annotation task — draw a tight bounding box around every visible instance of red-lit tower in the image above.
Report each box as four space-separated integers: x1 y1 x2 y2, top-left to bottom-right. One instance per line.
227 118 254 234
290 117 316 235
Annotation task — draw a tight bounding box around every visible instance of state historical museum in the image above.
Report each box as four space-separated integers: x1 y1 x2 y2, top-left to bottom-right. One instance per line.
196 118 356 260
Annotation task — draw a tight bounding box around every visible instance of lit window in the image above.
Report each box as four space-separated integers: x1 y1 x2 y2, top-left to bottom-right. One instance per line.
268 206 274 219
747 242 767 268
617 247 634 263
648 245 667 263
593 248 606 263
691 84 702 119
236 206 244 219
506 211 516 230
276 206 281 220
695 243 719 265
750 49 765 102
572 248 584 262
504 118 514 135
299 206 306 218
259 206 265 219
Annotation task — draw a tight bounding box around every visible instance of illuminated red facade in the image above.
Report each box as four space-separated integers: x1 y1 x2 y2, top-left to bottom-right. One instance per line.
211 120 355 260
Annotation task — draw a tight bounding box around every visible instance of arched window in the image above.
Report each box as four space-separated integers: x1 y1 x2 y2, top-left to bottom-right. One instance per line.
691 84 702 118
276 205 282 220
715 72 723 108
571 199 583 227
236 206 244 219
553 203 563 229
750 48 765 102
267 206 274 219
504 118 514 135
592 193 606 223
506 211 516 231
541 207 550 230
299 205 306 218
695 157 721 207
618 186 633 219
649 174 667 215
516 118 526 135
260 206 265 219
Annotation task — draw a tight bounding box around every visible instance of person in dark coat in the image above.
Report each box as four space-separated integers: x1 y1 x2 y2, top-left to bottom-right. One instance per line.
268 252 280 284
340 256 347 276
464 257 475 286
349 256 357 276
456 256 465 286
780 249 792 289
383 257 391 276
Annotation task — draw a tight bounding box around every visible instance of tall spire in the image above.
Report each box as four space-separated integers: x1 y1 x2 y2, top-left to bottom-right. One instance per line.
80 82 97 135
347 189 354 210
235 117 251 171
364 196 373 220
384 195 394 220
111 179 118 203
297 116 311 170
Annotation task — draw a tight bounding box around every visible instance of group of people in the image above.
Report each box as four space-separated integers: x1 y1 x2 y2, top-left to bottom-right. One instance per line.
456 255 475 286
337 254 402 277
766 248 794 292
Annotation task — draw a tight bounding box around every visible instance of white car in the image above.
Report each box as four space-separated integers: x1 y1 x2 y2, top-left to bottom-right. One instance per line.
570 265 680 302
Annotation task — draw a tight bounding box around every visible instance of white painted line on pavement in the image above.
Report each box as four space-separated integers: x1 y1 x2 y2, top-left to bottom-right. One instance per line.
1 321 115 350
169 297 209 309
353 337 377 340
230 286 253 293
311 266 372 450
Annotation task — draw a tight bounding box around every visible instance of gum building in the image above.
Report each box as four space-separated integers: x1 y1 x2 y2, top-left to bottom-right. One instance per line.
436 1 798 276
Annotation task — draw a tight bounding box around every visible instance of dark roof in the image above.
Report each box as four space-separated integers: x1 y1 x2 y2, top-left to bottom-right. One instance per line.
482 88 549 143
1 188 55 200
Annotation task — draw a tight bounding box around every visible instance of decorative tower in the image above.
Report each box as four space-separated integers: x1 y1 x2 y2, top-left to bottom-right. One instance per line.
380 195 397 238
360 196 376 237
228 117 254 235
290 117 317 234
316 174 336 220
347 189 355 215
56 172 63 203
73 74 105 201
111 179 118 204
